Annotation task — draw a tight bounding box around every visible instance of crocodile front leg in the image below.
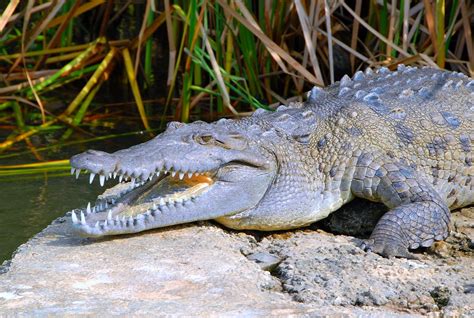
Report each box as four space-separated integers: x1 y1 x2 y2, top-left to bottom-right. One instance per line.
350 153 451 258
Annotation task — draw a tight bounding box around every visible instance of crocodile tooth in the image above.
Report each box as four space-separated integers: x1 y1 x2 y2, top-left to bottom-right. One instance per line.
71 211 79 224
99 175 105 187
353 71 364 81
340 74 351 87
128 216 133 225
187 172 193 178
105 201 108 209
119 175 123 183
156 171 161 178
164 162 173 171
365 67 374 75
159 198 165 205
71 168 76 175
95 221 100 228
111 199 116 204
104 219 108 227
171 171 177 177
131 178 136 187
87 202 91 214
113 172 117 179
75 169 81 179
152 203 157 210
89 173 96 184
80 211 86 225
107 210 112 220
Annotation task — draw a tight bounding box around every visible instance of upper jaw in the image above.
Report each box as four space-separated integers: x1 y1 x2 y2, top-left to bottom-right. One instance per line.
70 142 270 187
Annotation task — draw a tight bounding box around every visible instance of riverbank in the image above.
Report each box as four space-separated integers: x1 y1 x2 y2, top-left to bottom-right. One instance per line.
0 207 472 316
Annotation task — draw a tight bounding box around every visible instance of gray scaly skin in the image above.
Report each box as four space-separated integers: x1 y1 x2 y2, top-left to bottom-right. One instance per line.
70 65 474 258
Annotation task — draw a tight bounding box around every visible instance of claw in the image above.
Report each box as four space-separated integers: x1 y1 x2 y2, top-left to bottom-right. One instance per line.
360 238 419 259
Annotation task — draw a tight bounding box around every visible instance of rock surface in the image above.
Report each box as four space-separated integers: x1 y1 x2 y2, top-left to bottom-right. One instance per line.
0 205 473 316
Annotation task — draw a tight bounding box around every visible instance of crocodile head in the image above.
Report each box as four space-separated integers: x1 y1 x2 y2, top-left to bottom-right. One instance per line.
69 119 277 237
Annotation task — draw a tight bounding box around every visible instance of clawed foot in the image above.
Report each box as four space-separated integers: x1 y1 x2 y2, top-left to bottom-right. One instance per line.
360 239 419 259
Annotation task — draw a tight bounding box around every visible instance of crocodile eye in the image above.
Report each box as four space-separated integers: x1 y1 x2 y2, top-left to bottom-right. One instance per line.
195 134 215 145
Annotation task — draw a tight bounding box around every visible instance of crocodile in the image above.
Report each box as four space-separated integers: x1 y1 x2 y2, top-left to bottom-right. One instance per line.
69 65 474 258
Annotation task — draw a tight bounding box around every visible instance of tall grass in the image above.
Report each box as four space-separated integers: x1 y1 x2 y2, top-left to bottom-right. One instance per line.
0 0 472 173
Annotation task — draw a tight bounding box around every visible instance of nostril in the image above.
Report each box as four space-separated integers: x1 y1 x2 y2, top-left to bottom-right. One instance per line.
70 150 117 174
167 121 185 130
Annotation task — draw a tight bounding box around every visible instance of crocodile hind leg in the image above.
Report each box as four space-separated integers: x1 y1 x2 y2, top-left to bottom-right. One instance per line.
360 201 450 258
351 154 451 258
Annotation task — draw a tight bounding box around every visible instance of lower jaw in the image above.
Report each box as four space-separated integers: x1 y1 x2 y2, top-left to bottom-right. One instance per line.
71 174 214 235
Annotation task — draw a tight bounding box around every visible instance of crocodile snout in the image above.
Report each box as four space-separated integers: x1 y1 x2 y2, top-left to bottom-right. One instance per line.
70 150 117 176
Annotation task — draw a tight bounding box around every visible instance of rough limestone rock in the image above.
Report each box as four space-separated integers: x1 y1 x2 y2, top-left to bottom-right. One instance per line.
0 206 473 316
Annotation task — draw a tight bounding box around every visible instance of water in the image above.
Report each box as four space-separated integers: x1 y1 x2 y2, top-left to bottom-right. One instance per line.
0 134 148 264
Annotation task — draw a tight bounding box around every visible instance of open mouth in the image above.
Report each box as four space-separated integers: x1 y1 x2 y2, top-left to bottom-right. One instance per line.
69 165 217 237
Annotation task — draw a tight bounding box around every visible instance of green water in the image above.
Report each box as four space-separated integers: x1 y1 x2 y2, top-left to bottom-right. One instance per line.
0 135 148 264
0 174 107 263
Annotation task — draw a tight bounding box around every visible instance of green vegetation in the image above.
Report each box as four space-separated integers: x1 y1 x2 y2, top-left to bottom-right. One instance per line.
0 0 472 174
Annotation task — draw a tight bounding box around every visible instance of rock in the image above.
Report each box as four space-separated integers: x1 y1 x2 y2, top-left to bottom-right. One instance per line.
246 252 282 272
430 286 451 308
0 207 472 316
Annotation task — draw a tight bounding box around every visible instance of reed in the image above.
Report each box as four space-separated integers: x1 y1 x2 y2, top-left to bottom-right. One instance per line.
0 0 472 175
